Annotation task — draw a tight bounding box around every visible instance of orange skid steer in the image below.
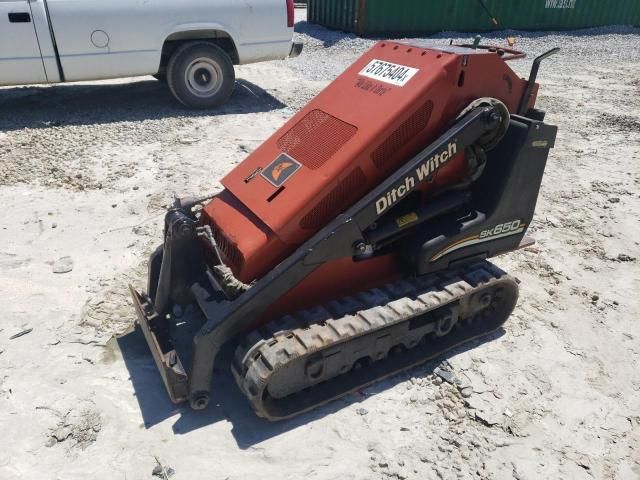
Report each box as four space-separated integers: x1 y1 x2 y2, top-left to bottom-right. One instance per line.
130 40 559 420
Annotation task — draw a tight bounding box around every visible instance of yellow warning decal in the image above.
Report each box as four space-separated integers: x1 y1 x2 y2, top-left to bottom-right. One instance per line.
395 212 419 228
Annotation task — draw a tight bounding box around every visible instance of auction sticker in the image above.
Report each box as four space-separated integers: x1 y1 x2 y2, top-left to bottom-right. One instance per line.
359 59 419 87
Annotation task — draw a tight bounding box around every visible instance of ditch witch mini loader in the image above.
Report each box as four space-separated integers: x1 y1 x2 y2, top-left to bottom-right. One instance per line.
130 40 559 420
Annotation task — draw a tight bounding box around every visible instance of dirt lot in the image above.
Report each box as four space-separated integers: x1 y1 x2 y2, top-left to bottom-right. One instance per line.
1 9 639 480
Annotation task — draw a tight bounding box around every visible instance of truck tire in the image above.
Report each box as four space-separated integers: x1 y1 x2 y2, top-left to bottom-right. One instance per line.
167 42 235 109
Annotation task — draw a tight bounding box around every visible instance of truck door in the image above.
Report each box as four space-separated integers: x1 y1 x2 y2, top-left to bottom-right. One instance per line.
0 0 47 85
44 0 160 81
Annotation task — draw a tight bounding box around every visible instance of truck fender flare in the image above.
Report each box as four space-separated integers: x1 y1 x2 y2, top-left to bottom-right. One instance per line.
159 23 240 63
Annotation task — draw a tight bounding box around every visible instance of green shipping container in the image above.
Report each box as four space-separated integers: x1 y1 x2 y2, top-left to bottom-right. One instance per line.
307 0 640 36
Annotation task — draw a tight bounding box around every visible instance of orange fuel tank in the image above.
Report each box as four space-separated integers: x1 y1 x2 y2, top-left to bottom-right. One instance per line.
201 41 535 283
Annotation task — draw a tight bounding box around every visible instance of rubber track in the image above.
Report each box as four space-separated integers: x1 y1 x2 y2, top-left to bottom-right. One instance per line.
232 261 518 420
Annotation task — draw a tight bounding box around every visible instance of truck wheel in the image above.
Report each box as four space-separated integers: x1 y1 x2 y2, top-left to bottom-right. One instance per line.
167 42 235 109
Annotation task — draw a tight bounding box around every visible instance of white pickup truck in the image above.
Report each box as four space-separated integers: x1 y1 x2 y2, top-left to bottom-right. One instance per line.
0 0 302 108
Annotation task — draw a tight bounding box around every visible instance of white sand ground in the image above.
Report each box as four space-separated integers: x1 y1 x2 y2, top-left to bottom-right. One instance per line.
1 9 639 480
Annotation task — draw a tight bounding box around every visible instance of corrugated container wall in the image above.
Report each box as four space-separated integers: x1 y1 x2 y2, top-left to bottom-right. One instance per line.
308 0 640 36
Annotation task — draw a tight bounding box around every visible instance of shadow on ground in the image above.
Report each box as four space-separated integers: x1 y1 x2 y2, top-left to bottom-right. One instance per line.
0 78 286 132
117 314 504 449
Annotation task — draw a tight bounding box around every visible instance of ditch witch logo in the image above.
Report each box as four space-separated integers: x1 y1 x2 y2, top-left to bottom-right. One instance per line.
261 153 302 187
375 141 458 215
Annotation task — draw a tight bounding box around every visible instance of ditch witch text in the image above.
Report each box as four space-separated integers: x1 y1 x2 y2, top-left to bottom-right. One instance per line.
375 141 458 215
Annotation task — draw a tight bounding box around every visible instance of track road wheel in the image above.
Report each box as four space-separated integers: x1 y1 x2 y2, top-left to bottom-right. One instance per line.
167 42 235 109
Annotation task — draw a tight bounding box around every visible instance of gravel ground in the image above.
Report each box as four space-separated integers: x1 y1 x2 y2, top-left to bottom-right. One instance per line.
1 8 639 480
